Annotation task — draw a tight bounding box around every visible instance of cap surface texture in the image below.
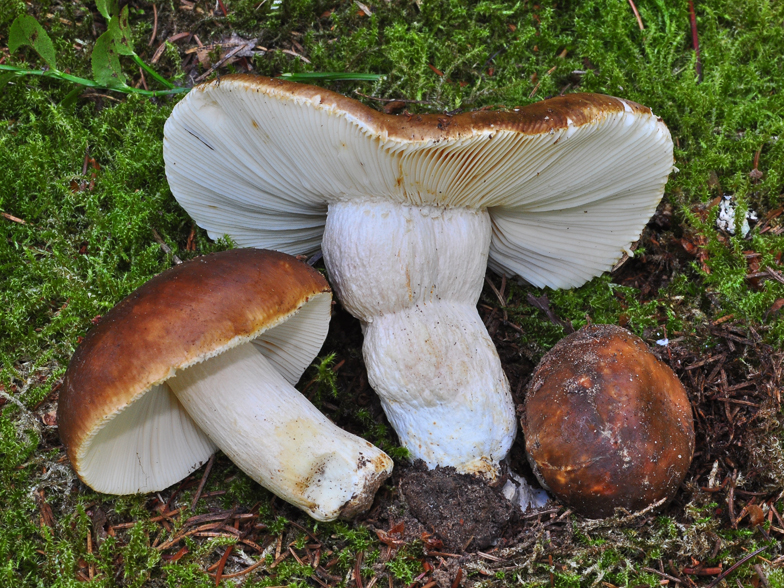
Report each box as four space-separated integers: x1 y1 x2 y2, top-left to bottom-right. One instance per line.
522 324 695 518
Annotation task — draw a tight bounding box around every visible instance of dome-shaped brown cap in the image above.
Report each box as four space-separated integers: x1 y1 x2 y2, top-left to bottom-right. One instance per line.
522 324 694 518
58 248 331 494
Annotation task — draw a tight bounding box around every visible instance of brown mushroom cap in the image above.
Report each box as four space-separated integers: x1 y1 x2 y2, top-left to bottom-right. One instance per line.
58 248 331 493
521 324 694 518
211 75 652 142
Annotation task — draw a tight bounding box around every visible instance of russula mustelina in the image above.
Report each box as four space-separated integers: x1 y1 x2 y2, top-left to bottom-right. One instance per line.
163 75 674 480
522 324 695 518
58 249 393 521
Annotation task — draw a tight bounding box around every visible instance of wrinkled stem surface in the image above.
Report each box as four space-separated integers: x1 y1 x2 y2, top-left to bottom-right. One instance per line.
168 342 393 521
323 200 516 478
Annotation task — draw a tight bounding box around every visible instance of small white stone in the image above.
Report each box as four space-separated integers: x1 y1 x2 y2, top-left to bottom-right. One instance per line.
502 471 550 512
717 195 756 237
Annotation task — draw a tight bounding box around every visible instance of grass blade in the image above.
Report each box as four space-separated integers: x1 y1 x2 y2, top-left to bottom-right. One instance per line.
276 72 385 82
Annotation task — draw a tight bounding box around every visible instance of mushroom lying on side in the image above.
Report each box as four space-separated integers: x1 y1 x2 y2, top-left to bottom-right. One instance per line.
58 249 393 521
163 76 674 479
522 324 695 518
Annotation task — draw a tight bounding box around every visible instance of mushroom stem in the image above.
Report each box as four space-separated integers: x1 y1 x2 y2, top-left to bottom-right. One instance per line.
322 200 516 478
167 342 393 521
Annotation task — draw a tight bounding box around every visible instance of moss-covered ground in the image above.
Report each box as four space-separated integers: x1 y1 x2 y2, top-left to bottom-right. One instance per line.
1 0 783 586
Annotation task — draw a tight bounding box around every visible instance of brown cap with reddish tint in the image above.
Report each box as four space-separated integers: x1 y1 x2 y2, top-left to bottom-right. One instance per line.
210 74 651 142
522 324 694 519
58 248 330 483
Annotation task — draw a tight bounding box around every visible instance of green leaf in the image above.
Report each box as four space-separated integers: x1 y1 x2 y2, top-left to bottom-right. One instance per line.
0 72 16 91
91 31 128 88
8 15 58 71
95 0 119 20
108 7 134 56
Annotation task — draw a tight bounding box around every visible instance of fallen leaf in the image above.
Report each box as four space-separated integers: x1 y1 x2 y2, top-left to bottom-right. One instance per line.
41 410 57 427
355 1 373 16
37 490 56 529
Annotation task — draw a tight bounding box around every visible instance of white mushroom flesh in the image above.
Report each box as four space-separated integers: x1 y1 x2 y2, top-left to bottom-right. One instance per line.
76 290 392 517
79 383 217 494
168 340 392 521
163 80 675 479
322 200 515 477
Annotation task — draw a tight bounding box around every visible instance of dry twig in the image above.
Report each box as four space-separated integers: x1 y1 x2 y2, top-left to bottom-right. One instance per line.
151 228 183 264
194 42 255 82
642 567 682 584
688 1 702 82
191 454 216 509
2 211 27 224
148 4 158 46
627 0 644 30
706 547 767 588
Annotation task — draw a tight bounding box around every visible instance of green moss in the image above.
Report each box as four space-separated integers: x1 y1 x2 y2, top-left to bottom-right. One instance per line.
2 0 784 585
161 562 215 588
385 547 422 585
307 352 340 405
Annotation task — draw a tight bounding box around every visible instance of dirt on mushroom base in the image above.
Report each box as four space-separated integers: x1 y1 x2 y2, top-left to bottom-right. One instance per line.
396 462 521 552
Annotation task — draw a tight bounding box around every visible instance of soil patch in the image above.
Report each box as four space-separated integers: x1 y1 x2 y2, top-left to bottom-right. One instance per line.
398 462 520 552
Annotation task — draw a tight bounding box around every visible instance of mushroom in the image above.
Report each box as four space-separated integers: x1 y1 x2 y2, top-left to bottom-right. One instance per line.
521 324 695 518
58 249 393 521
163 75 674 479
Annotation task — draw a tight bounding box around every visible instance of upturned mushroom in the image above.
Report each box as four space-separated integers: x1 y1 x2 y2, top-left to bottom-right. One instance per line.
58 249 393 521
522 324 695 518
163 75 674 479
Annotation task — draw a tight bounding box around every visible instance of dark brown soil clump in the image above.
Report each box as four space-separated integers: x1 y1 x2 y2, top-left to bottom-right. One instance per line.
398 462 519 552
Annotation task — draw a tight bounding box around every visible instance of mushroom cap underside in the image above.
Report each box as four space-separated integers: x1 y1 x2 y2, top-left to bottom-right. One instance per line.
164 75 675 289
58 248 331 493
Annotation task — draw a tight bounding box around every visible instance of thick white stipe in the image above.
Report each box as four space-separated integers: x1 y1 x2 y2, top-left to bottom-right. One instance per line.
323 201 516 477
167 342 393 521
